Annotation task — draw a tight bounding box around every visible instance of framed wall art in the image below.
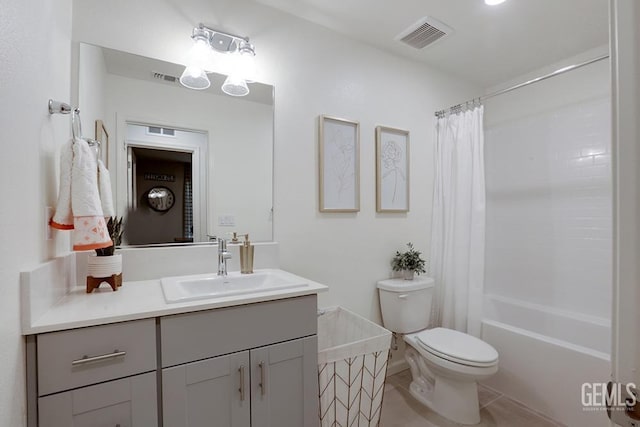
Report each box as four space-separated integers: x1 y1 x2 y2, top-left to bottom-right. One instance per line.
376 126 409 212
95 119 110 167
319 115 360 212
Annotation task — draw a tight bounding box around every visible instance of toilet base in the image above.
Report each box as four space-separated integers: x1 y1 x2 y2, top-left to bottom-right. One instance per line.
405 347 482 425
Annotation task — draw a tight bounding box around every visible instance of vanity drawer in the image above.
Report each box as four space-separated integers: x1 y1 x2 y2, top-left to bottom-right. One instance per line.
37 318 156 396
161 295 317 367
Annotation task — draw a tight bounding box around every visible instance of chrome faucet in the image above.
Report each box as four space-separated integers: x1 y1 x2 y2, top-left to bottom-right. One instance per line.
217 238 232 276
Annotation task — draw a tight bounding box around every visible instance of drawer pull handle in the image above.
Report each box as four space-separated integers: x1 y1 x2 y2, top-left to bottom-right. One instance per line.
259 361 266 396
71 350 126 366
238 365 246 401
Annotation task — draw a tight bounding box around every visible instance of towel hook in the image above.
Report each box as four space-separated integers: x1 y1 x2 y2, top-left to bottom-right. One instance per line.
48 99 72 115
70 108 101 157
49 99 101 156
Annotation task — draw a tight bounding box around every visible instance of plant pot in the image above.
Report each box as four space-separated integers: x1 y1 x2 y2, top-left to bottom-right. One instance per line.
87 254 123 293
403 270 415 280
87 253 122 277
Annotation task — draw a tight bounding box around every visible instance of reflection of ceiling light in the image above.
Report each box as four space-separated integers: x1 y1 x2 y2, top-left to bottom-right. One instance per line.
179 66 211 90
148 188 169 198
485 0 507 5
222 74 249 97
180 24 257 96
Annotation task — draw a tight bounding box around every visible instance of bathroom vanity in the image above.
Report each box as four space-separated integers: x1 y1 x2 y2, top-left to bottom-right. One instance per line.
22 251 327 427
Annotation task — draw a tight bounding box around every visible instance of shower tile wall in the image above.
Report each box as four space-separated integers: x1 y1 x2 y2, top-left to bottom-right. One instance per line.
484 62 611 321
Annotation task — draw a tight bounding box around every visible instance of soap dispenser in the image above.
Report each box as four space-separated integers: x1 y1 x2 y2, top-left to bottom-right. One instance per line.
239 234 254 274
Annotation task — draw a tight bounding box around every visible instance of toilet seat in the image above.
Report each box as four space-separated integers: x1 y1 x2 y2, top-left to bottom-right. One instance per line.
413 327 498 368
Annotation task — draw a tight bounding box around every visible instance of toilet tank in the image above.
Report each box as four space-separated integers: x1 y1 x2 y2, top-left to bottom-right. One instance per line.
377 277 435 334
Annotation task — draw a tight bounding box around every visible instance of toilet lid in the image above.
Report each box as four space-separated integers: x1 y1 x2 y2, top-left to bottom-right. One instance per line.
415 328 498 367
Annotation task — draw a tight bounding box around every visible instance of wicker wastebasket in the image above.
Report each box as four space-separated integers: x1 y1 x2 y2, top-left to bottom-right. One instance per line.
317 307 392 427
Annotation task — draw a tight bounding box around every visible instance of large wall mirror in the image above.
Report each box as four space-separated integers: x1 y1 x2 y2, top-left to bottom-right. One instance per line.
77 43 274 245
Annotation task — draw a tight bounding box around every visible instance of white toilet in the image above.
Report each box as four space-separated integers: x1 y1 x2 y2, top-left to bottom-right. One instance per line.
377 278 498 425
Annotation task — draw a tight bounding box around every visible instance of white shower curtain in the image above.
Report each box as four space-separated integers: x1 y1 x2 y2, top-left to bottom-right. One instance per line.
430 106 485 337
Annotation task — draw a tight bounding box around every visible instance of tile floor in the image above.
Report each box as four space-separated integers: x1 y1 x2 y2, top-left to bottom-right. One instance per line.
380 370 565 427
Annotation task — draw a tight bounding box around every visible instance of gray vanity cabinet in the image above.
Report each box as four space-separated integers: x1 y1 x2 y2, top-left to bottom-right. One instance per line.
28 295 319 427
162 351 251 427
162 337 317 427
32 318 158 427
38 372 157 427
160 295 319 427
250 336 318 427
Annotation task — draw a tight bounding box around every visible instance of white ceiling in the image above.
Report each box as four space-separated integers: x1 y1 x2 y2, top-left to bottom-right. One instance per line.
255 0 609 88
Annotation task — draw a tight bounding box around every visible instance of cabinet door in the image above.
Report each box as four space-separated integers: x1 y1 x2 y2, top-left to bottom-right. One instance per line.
163 351 250 427
38 371 157 427
251 336 318 427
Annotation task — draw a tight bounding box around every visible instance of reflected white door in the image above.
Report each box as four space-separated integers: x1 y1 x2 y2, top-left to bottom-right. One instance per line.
127 146 137 210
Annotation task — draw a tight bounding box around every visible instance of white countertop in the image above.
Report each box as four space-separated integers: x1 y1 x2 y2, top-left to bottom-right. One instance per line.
23 267 328 335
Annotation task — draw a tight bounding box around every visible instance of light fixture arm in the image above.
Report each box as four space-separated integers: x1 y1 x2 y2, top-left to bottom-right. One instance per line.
180 24 256 96
193 24 252 54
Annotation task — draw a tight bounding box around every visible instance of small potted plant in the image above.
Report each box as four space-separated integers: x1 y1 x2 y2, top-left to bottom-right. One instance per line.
392 242 427 280
87 217 124 292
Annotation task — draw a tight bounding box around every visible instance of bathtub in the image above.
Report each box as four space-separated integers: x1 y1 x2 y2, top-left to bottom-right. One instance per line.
481 294 611 427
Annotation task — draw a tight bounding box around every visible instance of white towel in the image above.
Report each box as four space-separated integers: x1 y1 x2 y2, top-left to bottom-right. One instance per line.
51 138 113 251
50 140 74 229
98 159 115 218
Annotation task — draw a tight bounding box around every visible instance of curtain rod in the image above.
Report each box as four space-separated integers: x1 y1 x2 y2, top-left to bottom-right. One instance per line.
435 54 610 118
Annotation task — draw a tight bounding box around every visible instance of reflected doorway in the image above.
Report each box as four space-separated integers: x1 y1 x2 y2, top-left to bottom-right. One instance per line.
125 123 207 245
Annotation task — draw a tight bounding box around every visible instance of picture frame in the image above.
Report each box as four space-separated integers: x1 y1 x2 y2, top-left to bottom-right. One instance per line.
376 126 410 213
319 115 360 212
95 119 109 167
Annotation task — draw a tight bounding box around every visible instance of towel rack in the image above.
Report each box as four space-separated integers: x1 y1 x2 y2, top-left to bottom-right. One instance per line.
48 99 101 150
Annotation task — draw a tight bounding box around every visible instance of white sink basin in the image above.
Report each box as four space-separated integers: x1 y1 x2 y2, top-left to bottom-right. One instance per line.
161 269 308 303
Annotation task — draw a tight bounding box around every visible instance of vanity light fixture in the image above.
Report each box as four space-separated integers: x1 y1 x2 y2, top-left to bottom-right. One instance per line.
485 0 507 5
179 24 257 96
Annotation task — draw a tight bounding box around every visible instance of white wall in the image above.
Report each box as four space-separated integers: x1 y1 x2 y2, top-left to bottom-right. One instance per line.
0 0 72 425
77 42 107 138
484 56 611 320
72 0 478 325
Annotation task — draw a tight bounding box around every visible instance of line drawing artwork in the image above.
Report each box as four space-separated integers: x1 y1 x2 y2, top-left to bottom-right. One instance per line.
376 126 409 212
320 116 359 212
327 125 355 201
381 139 406 203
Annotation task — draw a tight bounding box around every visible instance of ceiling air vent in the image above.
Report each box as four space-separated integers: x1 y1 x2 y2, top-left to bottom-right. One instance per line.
152 72 178 83
395 16 453 49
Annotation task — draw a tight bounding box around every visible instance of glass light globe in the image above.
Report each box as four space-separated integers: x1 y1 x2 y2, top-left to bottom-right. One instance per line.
179 66 211 90
221 74 249 97
237 45 257 82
